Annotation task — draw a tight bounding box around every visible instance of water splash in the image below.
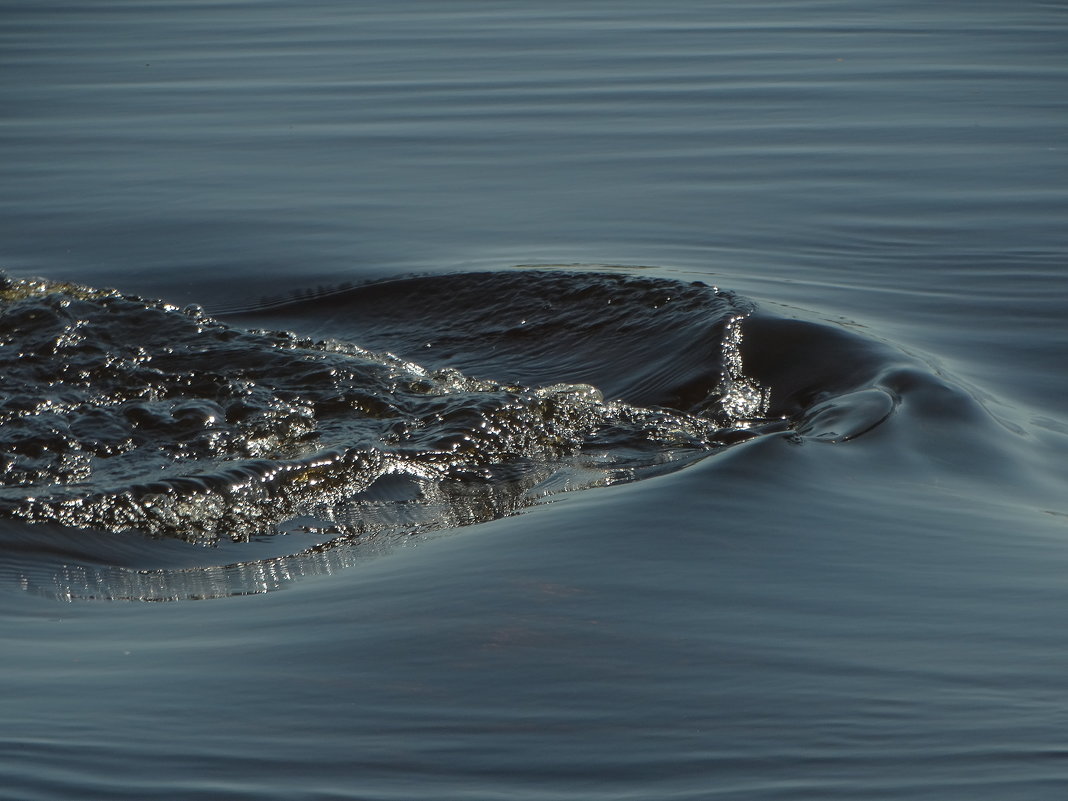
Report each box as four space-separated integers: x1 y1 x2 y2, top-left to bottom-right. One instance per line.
0 270 785 598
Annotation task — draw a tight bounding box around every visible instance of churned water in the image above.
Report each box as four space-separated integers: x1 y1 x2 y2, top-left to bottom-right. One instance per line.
2 2 1067 799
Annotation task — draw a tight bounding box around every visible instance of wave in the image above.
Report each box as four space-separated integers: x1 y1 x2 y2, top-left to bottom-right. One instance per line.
0 268 988 600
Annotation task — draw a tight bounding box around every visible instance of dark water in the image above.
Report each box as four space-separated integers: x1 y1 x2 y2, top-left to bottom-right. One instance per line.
2 2 1067 799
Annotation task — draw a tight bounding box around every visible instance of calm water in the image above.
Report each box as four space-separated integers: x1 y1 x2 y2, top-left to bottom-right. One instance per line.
2 2 1068 799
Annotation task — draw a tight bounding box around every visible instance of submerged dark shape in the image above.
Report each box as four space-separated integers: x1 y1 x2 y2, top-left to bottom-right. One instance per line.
0 268 967 600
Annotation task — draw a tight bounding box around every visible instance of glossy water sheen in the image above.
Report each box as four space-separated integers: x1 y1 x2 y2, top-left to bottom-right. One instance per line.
2 2 1067 799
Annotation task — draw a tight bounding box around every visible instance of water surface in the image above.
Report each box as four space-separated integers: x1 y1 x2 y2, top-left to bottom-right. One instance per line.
2 2 1067 799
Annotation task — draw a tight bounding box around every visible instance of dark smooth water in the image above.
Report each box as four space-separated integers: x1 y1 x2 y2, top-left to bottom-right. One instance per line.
2 2 1067 799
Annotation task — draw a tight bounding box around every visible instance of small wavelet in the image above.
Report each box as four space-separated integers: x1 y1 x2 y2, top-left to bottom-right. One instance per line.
0 268 973 600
